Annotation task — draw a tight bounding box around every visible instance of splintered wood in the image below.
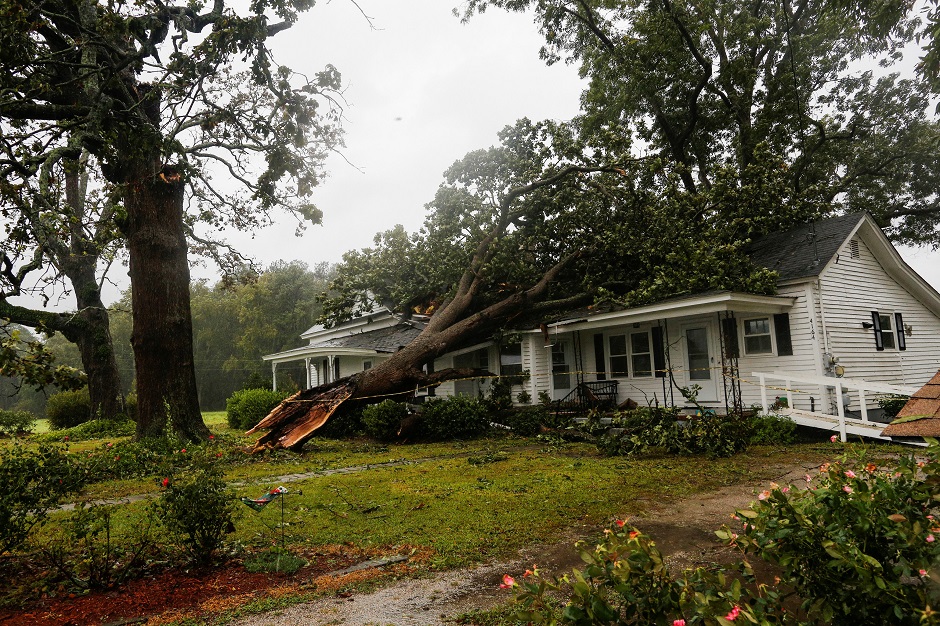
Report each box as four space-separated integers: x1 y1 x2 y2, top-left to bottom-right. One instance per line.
248 383 354 451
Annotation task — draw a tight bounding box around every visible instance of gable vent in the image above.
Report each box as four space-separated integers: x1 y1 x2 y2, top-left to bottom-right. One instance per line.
849 239 860 259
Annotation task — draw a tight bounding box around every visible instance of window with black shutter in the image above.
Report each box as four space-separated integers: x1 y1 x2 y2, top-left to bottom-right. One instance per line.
721 317 739 359
895 312 906 351
652 326 666 378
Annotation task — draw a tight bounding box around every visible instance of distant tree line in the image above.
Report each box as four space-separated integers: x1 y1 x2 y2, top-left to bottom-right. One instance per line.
2 261 334 416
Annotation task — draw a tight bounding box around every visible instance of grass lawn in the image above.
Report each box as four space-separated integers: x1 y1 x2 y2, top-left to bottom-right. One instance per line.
3 411 877 623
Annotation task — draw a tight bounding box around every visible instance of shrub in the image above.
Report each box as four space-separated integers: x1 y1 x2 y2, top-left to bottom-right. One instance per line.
509 524 777 625
35 417 134 443
0 409 36 436
124 392 137 420
748 413 798 445
497 406 550 436
226 388 288 431
722 445 940 625
46 387 92 429
40 501 156 590
595 409 752 459
672 412 751 458
509 445 940 626
879 393 910 419
156 452 237 565
422 396 490 440
314 403 364 439
361 400 409 441
0 444 85 554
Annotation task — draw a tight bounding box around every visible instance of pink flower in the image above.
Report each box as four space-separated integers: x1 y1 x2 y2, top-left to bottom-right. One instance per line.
673 620 687 626
758 490 770 501
499 574 516 589
927 535 935 543
929 515 935 521
161 477 169 488
843 485 853 494
920 569 929 577
845 470 856 478
830 434 838 443
782 486 790 494
106 442 112 448
180 448 187 453
805 474 812 483
63 436 69 441
725 606 741 621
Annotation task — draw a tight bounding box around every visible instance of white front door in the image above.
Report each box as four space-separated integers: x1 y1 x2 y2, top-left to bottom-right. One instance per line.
683 323 719 403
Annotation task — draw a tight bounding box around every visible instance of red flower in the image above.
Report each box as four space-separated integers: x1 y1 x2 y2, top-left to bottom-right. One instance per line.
161 477 169 488
615 519 626 527
725 606 741 621
499 574 516 589
628 531 640 540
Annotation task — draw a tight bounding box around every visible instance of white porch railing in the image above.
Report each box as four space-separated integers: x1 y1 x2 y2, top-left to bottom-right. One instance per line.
752 371 920 443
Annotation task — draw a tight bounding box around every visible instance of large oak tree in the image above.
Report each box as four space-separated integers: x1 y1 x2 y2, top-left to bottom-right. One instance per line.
0 0 341 439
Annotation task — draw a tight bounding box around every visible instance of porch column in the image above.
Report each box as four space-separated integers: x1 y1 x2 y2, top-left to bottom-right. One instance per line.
304 358 311 389
271 362 277 392
327 355 335 383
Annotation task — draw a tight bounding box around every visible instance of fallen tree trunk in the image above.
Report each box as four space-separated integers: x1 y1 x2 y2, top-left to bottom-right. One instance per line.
248 363 492 451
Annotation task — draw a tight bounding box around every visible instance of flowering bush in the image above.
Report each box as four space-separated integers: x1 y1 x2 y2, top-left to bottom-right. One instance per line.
508 524 780 625
506 443 940 625
155 452 237 565
720 443 940 625
0 443 85 554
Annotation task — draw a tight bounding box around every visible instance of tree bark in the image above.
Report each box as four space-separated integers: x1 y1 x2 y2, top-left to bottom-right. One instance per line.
123 166 209 441
66 264 124 421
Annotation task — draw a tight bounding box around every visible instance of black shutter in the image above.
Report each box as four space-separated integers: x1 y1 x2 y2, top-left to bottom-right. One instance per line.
593 333 607 380
896 312 906 351
872 311 884 350
652 326 666 378
721 317 739 359
773 313 793 356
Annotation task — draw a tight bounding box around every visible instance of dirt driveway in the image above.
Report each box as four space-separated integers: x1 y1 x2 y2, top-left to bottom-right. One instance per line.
231 458 822 626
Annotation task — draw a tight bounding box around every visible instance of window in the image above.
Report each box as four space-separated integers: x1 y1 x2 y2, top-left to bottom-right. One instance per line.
630 331 653 377
362 360 373 371
743 318 773 354
499 343 523 377
609 334 628 377
871 312 897 351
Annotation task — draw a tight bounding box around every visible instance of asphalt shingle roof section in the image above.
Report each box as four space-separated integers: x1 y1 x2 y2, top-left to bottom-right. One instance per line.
881 371 940 438
744 212 865 282
313 324 423 353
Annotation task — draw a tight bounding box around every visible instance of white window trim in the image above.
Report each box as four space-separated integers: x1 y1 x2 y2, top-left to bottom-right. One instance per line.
607 333 629 379
876 311 898 351
629 329 654 378
741 316 775 356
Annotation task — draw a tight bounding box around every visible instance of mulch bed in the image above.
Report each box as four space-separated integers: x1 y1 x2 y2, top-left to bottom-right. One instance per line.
0 546 390 625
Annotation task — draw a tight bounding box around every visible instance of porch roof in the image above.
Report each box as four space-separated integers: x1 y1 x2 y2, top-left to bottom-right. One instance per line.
262 324 422 365
536 291 796 333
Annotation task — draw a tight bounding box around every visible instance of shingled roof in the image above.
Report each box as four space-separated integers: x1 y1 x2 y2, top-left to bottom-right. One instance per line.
744 213 865 282
881 371 940 439
312 323 422 353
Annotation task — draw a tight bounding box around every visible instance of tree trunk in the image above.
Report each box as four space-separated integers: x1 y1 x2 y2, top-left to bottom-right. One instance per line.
124 166 209 441
67 264 124 421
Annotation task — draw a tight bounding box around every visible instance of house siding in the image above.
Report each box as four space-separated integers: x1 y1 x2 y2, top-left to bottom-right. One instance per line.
734 284 821 412
819 237 940 390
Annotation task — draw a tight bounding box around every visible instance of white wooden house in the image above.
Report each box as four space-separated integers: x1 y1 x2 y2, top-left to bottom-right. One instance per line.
263 213 940 435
